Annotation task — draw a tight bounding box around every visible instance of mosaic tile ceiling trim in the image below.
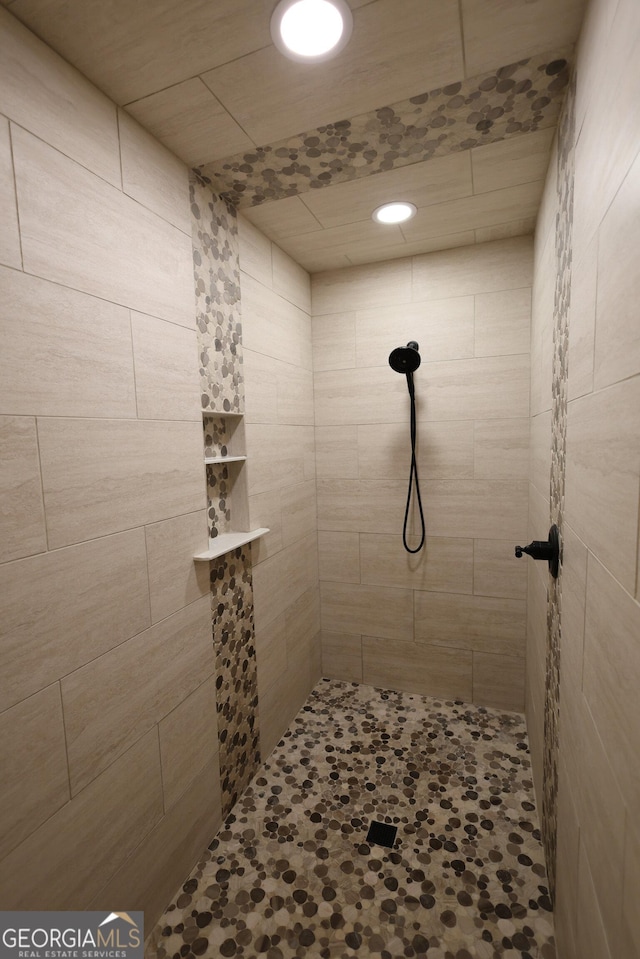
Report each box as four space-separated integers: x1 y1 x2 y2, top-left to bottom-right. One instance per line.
198 48 572 209
149 679 554 959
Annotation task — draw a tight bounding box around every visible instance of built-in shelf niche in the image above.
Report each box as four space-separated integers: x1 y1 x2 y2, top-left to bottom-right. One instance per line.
195 410 269 561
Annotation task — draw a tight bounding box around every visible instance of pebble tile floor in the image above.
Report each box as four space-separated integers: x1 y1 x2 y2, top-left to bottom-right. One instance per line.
148 680 555 959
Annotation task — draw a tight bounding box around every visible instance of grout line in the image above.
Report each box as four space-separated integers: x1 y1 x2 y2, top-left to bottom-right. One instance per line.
115 107 124 191
156 724 168 815
128 310 140 420
57 680 74 800
457 0 467 79
7 120 25 271
33 416 50 552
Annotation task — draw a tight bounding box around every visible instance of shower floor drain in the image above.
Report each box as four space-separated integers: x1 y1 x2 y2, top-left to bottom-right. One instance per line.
366 821 398 848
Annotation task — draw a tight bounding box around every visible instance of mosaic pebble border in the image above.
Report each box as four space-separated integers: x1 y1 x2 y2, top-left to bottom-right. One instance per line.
148 679 554 959
198 49 572 210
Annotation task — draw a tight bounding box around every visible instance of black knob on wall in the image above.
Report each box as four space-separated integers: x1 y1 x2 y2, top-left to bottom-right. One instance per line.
515 524 560 578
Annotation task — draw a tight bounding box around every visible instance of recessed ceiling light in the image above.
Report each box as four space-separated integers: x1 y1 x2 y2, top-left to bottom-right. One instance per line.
271 0 353 62
372 202 418 225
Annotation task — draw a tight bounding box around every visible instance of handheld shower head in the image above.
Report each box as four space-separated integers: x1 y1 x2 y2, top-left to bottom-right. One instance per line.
389 341 421 374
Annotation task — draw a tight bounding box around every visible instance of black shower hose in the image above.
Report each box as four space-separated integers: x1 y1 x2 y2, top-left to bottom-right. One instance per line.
402 371 426 553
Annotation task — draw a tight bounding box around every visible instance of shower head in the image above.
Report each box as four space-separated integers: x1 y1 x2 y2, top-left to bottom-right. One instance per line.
389 341 421 374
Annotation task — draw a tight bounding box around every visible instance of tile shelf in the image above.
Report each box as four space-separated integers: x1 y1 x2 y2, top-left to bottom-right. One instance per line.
193 528 270 562
201 409 244 417
204 455 247 464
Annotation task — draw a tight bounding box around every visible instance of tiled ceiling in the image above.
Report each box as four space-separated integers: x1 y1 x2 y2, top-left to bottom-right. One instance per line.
7 0 587 271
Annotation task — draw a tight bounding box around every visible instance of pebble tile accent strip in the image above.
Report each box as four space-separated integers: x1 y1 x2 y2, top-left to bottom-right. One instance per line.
198 49 571 210
543 68 576 901
148 679 554 958
191 173 244 414
210 546 260 818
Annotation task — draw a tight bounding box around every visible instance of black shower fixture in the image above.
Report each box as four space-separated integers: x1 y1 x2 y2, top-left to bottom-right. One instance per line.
388 341 425 554
389 340 421 374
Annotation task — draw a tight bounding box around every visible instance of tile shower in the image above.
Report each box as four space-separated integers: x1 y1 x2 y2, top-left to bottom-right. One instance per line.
1 3 639 959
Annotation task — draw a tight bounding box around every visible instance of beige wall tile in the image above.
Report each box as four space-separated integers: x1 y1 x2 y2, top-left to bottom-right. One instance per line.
0 684 69 862
575 844 614 959
126 78 253 167
474 418 529 479
528 484 551 591
474 287 531 357
568 238 597 400
145 510 210 624
255 610 287 693
238 216 273 288
474 217 535 244
258 639 314 760
0 8 120 186
248 489 284 564
315 425 359 480
0 529 150 710
317 478 409 534
554 765 580 959
357 421 474 481
286 585 320 659
131 312 200 421
158 676 218 811
530 229 555 417
282 480 317 547
558 524 588 699
421 354 530 422
594 148 640 390
565 377 640 594
312 258 412 316
277 365 314 427
0 116 20 268
272 243 311 313
62 596 213 793
38 418 204 549
472 652 525 711
241 273 312 370
243 349 279 424
253 534 317 631
0 730 163 910
412 237 533 302
321 631 363 683
314 367 409 427
312 312 356 372
0 415 46 563
415 591 525 657
473 538 527 601
361 534 473 594
471 129 555 194
0 267 136 418
318 531 360 584
362 636 472 700
245 423 307 495
321 582 413 641
356 296 475 368
583 555 640 813
118 109 190 233
423 479 529 539
89 756 221 932
12 126 194 328
622 818 640 957
529 410 552 499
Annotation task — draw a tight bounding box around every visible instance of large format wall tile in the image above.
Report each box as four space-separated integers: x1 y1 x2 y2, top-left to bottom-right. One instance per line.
118 109 190 233
412 237 533 301
145 510 210 624
0 8 120 186
362 636 473 700
314 367 410 426
12 126 194 327
0 730 163 910
317 478 410 534
238 216 273 288
158 677 219 811
358 421 474 481
241 273 312 370
360 534 473 594
473 538 527 601
0 267 136 418
0 529 150 710
472 652 525 712
320 582 413 641
414 591 525 656
0 115 21 268
423 479 528 539
311 312 356 372
421 355 530 421
131 312 201 421
0 415 46 563
252 534 318 631
473 418 529 479
321 631 363 683
38 418 204 548
474 287 531 357
318 531 360 584
62 597 213 794
565 377 640 594
312 258 412 316
272 243 311 313
0 684 69 861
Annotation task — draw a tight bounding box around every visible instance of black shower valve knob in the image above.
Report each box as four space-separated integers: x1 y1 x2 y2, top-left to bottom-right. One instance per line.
514 525 560 578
